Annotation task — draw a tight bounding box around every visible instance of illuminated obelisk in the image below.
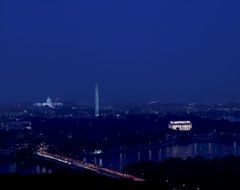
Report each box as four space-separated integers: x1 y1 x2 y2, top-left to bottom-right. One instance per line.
95 83 99 117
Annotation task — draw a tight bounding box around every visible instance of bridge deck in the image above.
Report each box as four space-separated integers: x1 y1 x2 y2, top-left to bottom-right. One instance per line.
36 150 145 182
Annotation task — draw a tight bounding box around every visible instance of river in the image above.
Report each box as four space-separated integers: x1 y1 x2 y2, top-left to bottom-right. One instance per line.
1 142 239 174
80 142 240 171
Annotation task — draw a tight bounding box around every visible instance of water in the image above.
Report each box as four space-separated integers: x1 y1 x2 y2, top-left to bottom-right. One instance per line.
0 160 53 175
1 142 240 174
80 142 240 171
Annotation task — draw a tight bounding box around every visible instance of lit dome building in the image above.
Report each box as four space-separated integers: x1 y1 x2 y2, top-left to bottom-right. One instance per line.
34 97 63 108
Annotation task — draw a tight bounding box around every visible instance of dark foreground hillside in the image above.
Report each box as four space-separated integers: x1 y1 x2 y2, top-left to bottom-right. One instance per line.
0 173 168 190
124 155 240 190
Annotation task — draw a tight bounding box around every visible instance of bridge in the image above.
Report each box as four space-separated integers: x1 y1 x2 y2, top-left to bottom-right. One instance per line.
36 149 145 182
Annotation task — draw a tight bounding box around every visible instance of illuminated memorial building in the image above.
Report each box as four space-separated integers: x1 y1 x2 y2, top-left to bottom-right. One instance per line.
168 121 192 131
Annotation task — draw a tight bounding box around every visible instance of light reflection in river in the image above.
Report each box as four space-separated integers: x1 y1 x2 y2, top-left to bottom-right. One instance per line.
81 142 240 171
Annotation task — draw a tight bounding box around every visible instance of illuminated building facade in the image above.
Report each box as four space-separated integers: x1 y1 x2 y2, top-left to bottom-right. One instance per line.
168 121 192 131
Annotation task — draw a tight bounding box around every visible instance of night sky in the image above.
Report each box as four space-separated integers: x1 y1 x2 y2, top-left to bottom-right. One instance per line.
1 0 240 103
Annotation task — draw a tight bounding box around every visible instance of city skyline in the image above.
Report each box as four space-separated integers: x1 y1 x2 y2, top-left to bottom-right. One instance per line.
1 1 240 189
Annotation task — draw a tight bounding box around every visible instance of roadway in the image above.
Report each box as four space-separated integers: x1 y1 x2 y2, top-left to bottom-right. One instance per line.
36 149 145 182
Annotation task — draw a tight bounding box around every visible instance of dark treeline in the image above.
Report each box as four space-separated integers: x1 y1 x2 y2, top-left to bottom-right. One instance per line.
0 173 156 190
124 155 240 190
28 113 240 153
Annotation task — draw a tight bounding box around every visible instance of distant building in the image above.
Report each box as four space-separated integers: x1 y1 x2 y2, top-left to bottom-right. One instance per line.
168 121 192 131
34 97 63 108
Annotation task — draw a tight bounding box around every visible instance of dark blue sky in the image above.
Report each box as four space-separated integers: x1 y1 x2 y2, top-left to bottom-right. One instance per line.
1 0 240 103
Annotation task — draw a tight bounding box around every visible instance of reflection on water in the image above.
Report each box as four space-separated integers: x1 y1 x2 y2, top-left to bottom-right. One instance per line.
1 142 240 174
119 153 123 170
138 152 141 162
10 163 16 173
35 165 52 174
158 148 161 161
0 162 53 175
99 158 103 167
148 150 152 160
81 142 240 171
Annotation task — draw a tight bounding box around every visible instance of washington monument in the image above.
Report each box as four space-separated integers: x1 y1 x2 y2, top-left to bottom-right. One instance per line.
95 83 99 117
